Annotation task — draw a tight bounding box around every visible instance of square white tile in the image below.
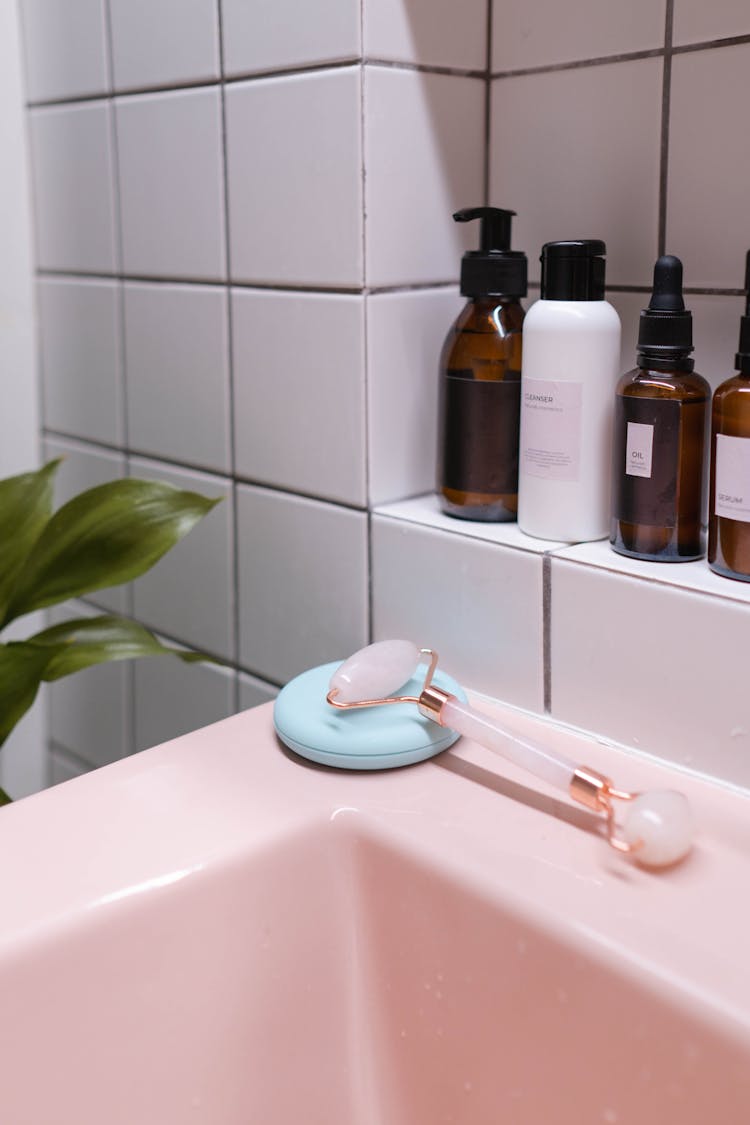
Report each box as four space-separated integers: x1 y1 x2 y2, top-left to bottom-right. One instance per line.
492 0 666 72
38 277 122 446
20 0 109 102
371 514 545 710
225 68 363 287
689 292 746 392
672 0 750 46
490 58 662 286
130 459 233 659
237 485 368 684
364 67 484 287
125 283 231 473
364 0 486 70
116 87 226 279
46 602 132 767
232 289 365 504
239 671 278 710
29 103 116 273
134 652 235 752
43 436 128 614
550 555 750 790
222 0 360 76
367 286 462 505
667 45 750 288
109 0 219 90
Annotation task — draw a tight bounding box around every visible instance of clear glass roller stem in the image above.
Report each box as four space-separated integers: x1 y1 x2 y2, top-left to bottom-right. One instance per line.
441 697 576 792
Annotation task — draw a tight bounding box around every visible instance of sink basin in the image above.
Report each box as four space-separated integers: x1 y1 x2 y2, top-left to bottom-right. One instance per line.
0 701 748 1122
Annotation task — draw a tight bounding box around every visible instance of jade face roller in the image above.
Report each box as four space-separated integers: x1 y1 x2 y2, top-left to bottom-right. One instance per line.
327 640 693 869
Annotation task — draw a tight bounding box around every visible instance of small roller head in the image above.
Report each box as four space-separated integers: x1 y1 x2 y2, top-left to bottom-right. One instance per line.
623 789 693 868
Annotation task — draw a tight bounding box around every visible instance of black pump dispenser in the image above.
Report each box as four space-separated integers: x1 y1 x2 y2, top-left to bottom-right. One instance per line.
637 255 694 369
735 250 750 375
454 207 527 299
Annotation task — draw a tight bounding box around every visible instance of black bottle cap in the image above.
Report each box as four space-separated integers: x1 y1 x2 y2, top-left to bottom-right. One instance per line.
539 240 606 300
735 250 750 375
636 255 694 368
454 207 527 299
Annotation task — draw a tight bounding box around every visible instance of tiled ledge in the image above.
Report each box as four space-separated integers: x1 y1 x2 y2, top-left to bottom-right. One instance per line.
372 494 750 794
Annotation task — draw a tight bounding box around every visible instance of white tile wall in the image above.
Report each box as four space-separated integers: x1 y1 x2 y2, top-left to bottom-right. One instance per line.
225 68 363 287
364 0 486 70
232 289 366 504
490 58 662 286
21 0 109 103
549 554 750 790
237 485 368 684
364 67 484 287
124 283 231 472
29 103 116 273
239 672 278 711
222 0 360 76
116 87 226 279
134 653 235 751
20 2 750 794
371 513 546 710
38 277 122 446
367 286 462 505
666 44 750 289
130 459 234 659
492 0 666 72
672 0 750 46
49 747 91 786
109 0 220 90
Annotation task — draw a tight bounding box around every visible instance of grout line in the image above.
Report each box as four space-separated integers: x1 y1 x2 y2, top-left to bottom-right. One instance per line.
26 55 487 111
216 0 241 715
101 0 136 754
34 267 460 296
657 0 674 256
491 46 665 80
672 32 750 55
542 554 552 714
483 0 493 204
359 2 374 646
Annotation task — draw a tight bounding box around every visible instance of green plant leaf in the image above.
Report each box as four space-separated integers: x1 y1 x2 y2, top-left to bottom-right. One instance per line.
0 786 12 806
0 460 59 624
0 641 57 749
2 479 221 626
28 615 211 681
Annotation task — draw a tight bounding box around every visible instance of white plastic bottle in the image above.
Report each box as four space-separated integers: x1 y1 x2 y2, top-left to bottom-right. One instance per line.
517 240 621 541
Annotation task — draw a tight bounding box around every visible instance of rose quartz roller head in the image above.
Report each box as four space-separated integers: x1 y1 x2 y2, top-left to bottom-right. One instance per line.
328 640 694 869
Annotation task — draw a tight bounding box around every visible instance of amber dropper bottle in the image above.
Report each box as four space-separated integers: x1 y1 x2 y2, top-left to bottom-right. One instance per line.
438 206 527 521
610 255 710 561
708 251 750 581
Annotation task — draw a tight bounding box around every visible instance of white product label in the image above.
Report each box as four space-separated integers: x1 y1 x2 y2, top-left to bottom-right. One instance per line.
715 433 750 522
521 379 582 481
625 421 654 478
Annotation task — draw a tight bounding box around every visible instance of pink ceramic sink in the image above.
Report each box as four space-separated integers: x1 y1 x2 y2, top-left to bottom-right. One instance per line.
0 700 748 1123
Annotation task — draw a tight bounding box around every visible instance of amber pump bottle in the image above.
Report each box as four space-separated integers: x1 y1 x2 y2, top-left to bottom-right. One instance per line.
708 251 750 581
610 255 709 561
438 206 527 521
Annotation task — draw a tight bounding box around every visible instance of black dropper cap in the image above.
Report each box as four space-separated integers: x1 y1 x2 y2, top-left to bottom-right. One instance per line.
453 207 527 299
636 255 694 370
735 250 750 375
539 240 606 301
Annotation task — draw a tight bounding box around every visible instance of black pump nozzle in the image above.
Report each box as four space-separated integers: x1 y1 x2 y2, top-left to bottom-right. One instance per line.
735 250 750 374
637 254 693 369
454 207 515 253
453 206 527 299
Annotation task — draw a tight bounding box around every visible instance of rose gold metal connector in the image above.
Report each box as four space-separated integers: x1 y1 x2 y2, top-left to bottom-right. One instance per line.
570 766 642 855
